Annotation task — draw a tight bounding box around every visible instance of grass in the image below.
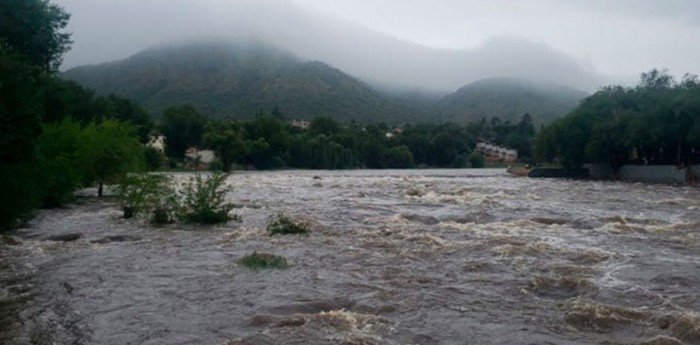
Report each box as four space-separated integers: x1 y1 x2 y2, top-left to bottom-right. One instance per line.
267 213 310 235
239 252 288 270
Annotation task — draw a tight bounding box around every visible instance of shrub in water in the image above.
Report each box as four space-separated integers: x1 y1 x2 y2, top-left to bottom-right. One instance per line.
267 213 310 235
239 251 288 270
178 173 236 224
116 173 177 223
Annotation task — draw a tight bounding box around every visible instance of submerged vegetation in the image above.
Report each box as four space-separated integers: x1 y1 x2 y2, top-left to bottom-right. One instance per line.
116 173 177 223
267 213 310 235
117 173 238 225
239 252 289 270
179 173 236 225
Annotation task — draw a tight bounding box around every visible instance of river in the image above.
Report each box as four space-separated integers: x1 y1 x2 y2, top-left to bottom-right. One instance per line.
1 169 699 345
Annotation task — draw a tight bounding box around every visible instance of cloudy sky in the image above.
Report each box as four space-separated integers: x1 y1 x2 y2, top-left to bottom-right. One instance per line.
289 0 700 76
55 0 700 91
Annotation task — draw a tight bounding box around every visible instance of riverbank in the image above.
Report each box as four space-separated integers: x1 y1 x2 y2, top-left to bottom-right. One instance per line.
585 164 700 184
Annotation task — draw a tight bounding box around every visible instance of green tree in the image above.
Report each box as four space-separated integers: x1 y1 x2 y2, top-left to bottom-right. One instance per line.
468 152 485 168
79 120 144 197
204 120 247 171
36 118 85 207
309 117 340 136
0 0 72 71
0 0 72 230
384 145 415 169
160 105 206 159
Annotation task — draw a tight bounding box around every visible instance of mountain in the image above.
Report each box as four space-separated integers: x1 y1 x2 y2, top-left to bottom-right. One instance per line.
436 78 588 125
63 42 422 123
60 0 608 93
64 42 588 125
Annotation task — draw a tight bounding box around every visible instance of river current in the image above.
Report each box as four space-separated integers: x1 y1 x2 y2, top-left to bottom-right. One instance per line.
1 169 699 345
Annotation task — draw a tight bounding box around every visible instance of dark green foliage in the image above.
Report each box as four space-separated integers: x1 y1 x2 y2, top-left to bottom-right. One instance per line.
536 69 700 169
64 42 421 123
0 0 150 230
267 213 309 235
144 147 167 171
79 120 145 196
179 173 236 224
160 105 206 159
468 152 485 168
239 251 288 270
116 173 177 223
188 112 535 170
384 145 415 169
0 0 72 71
0 163 43 229
0 1 71 227
204 120 246 172
35 119 84 207
42 78 154 140
309 117 340 136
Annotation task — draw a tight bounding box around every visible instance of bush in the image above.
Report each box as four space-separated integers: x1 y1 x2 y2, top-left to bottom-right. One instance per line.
178 173 236 224
116 173 177 223
239 251 288 270
144 147 166 171
468 152 485 168
267 213 309 235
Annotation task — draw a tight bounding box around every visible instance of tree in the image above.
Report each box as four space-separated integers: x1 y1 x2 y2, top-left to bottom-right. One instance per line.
309 117 340 136
0 0 72 230
79 120 144 197
204 120 247 171
159 105 206 159
535 69 700 169
0 0 72 71
96 95 153 143
384 145 415 169
468 152 485 168
36 118 85 207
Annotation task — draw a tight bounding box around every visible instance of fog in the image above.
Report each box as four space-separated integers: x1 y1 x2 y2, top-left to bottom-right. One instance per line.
56 0 700 93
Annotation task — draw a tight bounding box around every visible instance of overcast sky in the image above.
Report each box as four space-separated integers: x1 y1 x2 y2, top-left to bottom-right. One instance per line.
288 0 700 75
55 0 700 91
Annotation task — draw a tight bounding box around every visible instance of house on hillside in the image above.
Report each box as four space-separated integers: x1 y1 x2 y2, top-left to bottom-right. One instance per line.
185 147 216 170
291 119 310 129
475 141 518 162
147 135 166 152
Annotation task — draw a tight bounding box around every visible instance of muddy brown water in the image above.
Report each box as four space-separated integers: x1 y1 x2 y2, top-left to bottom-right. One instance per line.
1 169 699 345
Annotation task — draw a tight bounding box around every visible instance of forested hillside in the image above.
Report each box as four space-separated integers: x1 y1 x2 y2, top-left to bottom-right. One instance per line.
64 42 422 123
437 78 587 125
65 42 586 125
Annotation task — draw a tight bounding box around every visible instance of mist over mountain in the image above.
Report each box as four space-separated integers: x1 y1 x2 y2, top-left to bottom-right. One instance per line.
437 78 588 125
59 0 608 93
64 42 424 122
65 41 586 124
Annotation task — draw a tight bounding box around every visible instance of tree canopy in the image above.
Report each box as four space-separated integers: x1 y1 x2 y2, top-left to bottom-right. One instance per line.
535 69 700 169
0 0 72 70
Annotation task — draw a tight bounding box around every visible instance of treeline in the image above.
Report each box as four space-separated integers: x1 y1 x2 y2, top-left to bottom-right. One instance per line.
1 0 153 230
159 106 537 171
535 70 700 169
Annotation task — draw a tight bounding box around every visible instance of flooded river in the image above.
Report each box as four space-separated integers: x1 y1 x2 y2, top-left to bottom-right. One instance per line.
1 169 700 345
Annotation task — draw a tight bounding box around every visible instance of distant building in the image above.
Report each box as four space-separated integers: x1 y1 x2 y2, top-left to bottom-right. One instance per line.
291 119 310 129
475 141 518 162
185 147 216 170
147 135 166 152
385 127 403 138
